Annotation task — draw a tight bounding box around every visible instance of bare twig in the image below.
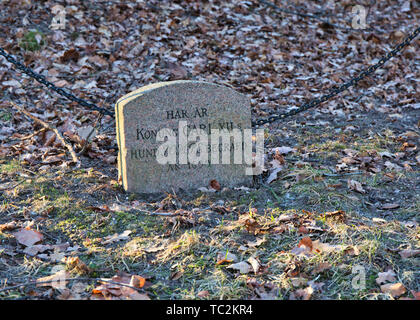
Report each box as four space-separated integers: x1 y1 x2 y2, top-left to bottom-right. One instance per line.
0 180 25 191
10 101 80 167
78 113 103 156
0 277 146 293
323 171 364 177
139 209 180 217
18 127 47 140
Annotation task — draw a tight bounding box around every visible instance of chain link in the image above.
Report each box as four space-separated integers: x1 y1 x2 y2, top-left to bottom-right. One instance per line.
0 26 419 125
252 26 420 127
0 47 113 116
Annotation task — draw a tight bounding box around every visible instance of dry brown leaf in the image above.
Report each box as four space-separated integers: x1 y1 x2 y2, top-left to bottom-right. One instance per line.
247 256 261 274
13 228 43 247
291 286 313 300
216 251 238 264
399 249 420 259
343 245 360 256
246 237 265 248
120 287 150 300
61 48 80 62
298 226 309 234
65 256 90 275
347 179 365 194
209 179 221 191
0 221 18 232
197 290 209 298
312 262 331 274
312 240 343 254
102 230 132 244
380 283 406 298
92 273 149 300
227 261 252 274
290 237 313 256
376 270 397 285
298 237 313 250
170 270 184 281
23 244 52 256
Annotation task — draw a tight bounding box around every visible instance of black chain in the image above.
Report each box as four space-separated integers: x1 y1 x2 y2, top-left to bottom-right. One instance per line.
252 26 420 127
0 47 113 116
1 27 419 125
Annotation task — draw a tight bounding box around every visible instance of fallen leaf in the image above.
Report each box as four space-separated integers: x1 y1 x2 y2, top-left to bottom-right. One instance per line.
376 270 397 285
209 179 221 191
227 261 252 274
298 237 313 250
65 257 90 275
0 221 18 231
61 48 80 62
247 256 261 273
246 237 265 248
347 179 365 194
102 230 132 244
170 270 184 281
266 167 282 184
298 226 309 234
92 272 150 300
312 240 343 254
144 244 165 253
23 244 52 256
343 245 360 256
380 283 406 298
13 228 43 247
384 161 403 171
399 249 420 259
216 251 238 264
312 262 331 274
197 290 210 298
291 286 313 300
290 277 308 287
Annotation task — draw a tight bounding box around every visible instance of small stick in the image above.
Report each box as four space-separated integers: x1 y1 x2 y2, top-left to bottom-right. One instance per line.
139 210 180 217
78 113 103 156
0 277 146 293
0 180 25 191
19 127 47 140
10 102 80 167
323 171 364 177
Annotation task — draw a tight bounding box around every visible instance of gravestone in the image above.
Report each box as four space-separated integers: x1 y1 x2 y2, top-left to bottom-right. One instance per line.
115 80 253 194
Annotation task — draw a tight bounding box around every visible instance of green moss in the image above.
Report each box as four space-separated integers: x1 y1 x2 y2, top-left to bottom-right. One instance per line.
0 160 22 174
0 110 12 121
19 30 46 51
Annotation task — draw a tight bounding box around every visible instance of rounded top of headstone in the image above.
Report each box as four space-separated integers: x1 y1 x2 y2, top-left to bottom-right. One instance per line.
116 80 242 107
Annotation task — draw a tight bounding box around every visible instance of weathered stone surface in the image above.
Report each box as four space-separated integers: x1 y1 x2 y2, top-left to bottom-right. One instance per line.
115 80 252 194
